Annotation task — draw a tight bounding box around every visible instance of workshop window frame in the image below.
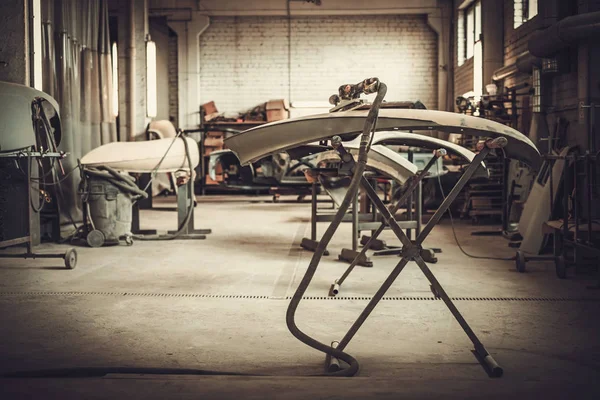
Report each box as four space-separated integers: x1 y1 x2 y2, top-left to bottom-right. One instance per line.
514 0 538 29
457 0 481 67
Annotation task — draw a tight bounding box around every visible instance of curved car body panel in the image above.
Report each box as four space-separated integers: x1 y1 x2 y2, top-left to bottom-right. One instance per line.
0 81 61 152
313 144 417 184
224 109 540 170
80 137 200 173
348 131 488 178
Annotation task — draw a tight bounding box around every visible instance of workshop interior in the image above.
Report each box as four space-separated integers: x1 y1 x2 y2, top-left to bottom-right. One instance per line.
0 0 599 398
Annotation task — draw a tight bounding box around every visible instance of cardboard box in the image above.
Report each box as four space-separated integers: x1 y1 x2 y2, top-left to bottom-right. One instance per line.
204 147 223 156
205 174 223 185
266 99 289 122
201 101 219 121
204 137 224 147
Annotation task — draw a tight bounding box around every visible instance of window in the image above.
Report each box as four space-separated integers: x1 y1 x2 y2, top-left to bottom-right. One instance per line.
514 0 538 29
457 0 481 66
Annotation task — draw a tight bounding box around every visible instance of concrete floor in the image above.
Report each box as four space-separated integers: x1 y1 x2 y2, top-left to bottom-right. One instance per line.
1 194 599 399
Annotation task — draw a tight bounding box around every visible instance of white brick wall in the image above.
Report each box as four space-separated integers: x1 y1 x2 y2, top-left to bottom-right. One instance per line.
199 15 438 113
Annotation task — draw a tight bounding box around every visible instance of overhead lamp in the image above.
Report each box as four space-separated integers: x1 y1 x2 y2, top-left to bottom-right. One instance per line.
473 41 483 101
111 42 119 117
146 38 157 118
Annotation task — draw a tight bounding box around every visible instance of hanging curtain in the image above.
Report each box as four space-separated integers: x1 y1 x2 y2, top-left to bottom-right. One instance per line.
42 0 117 236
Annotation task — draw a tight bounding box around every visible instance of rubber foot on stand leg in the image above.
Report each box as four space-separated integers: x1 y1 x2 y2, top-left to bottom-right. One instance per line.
472 349 503 378
339 248 372 267
329 282 340 297
360 235 386 251
325 341 341 373
420 248 437 263
300 238 330 256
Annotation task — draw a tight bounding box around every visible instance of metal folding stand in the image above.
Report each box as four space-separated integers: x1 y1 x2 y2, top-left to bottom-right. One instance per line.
332 149 446 295
300 180 332 256
131 174 156 235
167 179 211 239
132 179 211 240
300 175 377 260
337 175 396 267
367 179 424 255
337 186 372 266
339 173 430 266
327 137 505 377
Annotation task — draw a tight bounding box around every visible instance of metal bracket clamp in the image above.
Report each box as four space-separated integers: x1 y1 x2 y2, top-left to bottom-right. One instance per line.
433 148 448 158
331 136 355 176
477 137 508 151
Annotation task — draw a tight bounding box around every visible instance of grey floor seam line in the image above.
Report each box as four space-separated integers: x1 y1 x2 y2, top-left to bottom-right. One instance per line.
0 292 599 302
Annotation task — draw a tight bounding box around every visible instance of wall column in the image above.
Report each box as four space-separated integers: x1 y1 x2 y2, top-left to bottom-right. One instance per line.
481 0 504 90
427 0 452 113
169 13 209 130
117 0 147 141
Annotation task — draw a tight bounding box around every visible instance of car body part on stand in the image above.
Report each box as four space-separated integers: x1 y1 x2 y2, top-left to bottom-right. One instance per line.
80 135 210 242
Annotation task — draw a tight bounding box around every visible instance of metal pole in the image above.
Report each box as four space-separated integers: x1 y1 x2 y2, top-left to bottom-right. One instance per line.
371 178 377 236
573 153 579 264
416 180 422 236
502 157 510 232
588 104 595 244
311 181 317 241
562 154 569 258
407 150 414 240
352 188 358 251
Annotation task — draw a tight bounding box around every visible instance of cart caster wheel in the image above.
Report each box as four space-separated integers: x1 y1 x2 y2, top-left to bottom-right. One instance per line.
86 230 105 248
555 256 567 279
124 235 134 246
516 251 527 273
272 195 279 203
64 248 77 269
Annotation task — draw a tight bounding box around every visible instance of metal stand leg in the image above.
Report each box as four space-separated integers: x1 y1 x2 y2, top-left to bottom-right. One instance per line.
167 181 210 239
416 180 422 236
301 181 330 255
338 189 372 267
312 182 317 241
132 174 157 235
329 140 504 377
